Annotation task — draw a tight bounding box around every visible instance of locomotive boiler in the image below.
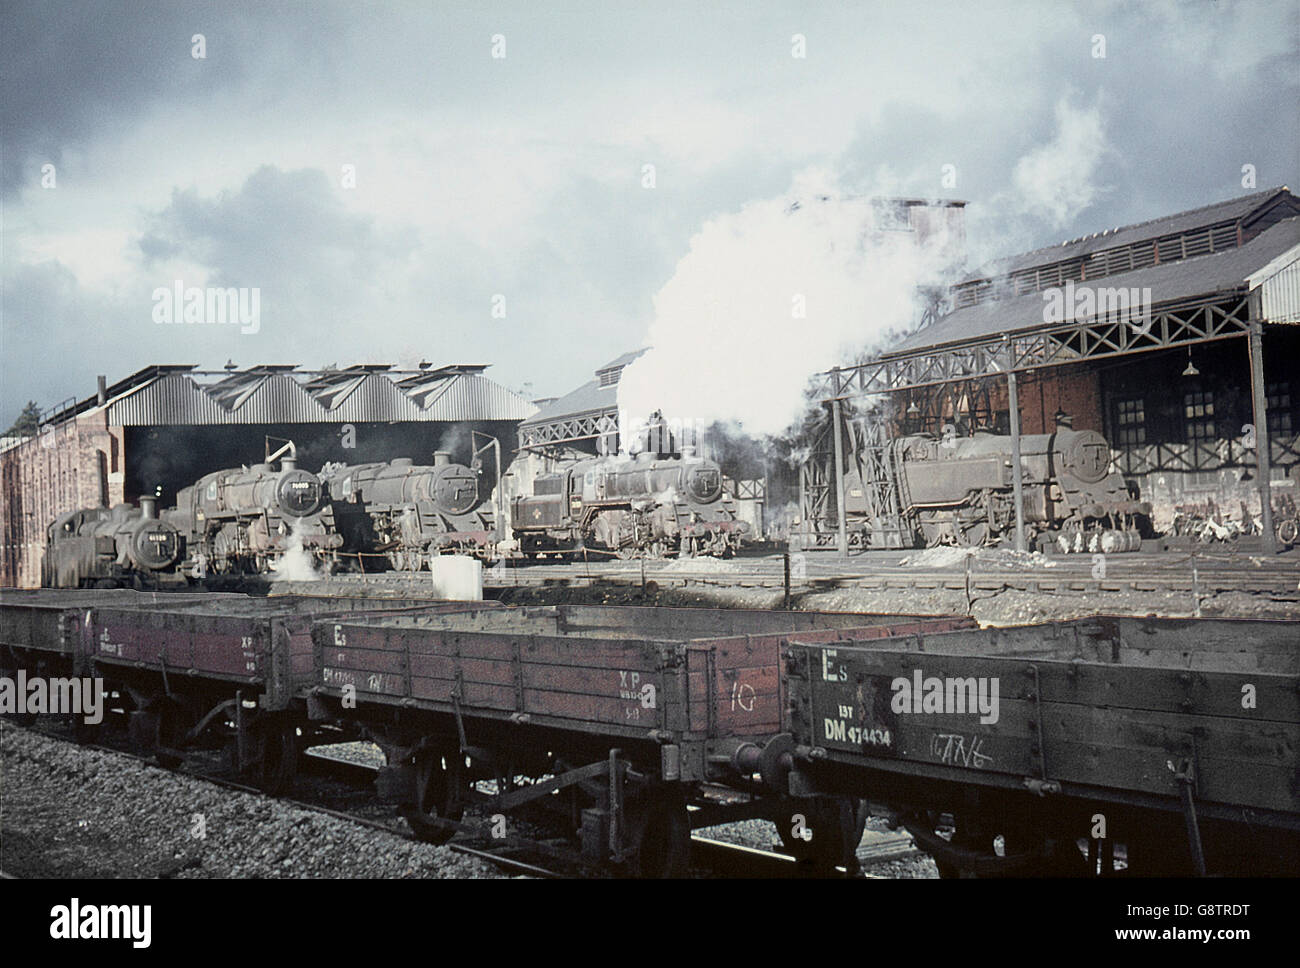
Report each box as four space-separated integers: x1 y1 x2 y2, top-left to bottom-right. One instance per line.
320 452 496 569
41 497 184 588
804 417 1151 553
167 451 339 575
512 443 748 559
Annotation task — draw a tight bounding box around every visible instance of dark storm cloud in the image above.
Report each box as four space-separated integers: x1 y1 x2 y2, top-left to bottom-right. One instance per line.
1 1 1296 427
3 1 236 197
138 165 414 291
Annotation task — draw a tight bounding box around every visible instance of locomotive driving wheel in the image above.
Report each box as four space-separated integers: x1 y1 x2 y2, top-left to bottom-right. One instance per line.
954 521 988 548
405 748 468 844
211 531 236 574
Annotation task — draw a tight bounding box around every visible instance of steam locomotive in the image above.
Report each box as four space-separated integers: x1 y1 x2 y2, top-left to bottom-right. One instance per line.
42 446 499 586
166 452 340 575
40 499 184 589
512 415 748 558
320 452 496 569
799 417 1151 553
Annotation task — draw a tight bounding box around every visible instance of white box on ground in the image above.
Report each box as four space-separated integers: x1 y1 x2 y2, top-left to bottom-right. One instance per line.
429 555 483 600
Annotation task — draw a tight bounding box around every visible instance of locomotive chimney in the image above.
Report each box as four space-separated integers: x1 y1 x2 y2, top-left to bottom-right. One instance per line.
139 496 158 519
433 451 451 467
281 456 297 471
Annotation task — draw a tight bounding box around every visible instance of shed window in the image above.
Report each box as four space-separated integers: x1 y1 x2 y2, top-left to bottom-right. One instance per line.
1184 391 1216 442
1115 398 1145 446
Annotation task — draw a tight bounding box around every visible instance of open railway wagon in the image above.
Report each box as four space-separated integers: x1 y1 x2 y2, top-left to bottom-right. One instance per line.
779 616 1300 876
310 605 975 875
0 589 244 740
0 589 499 792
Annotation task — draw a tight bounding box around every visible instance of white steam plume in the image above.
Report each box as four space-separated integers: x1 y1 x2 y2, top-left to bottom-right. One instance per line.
1009 96 1110 231
269 521 323 582
616 169 960 440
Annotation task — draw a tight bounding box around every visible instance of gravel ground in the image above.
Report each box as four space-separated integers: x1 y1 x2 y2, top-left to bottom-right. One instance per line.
491 573 1299 623
501 582 1299 623
307 741 387 769
695 816 939 878
0 722 500 879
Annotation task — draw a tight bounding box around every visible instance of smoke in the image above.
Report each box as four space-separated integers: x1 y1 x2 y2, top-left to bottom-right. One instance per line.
616 168 958 440
269 520 323 581
964 95 1113 268
434 423 471 464
1009 96 1110 230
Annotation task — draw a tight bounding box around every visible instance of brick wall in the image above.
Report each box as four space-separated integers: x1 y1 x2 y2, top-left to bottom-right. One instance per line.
0 410 123 588
1017 366 1103 434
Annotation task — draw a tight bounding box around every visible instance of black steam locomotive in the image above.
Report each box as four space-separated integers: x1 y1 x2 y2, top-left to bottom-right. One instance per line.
42 445 500 586
797 416 1151 553
40 499 184 589
320 452 496 569
512 415 748 558
166 452 340 575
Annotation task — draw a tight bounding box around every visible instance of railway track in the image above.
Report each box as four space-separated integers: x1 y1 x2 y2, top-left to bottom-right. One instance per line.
11 722 899 880
690 830 919 878
244 553 1300 600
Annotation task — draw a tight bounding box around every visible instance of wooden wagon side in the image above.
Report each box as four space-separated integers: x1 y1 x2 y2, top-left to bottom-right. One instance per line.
782 616 1300 876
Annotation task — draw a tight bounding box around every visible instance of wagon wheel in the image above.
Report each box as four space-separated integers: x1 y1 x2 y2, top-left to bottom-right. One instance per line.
129 701 185 769
70 708 102 744
625 790 691 878
250 720 299 795
911 810 1088 877
154 699 189 768
405 749 467 844
775 797 867 875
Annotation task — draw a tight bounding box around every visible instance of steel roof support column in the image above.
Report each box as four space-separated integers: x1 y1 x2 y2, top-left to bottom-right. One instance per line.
1005 355 1026 553
1247 308 1276 554
831 368 849 556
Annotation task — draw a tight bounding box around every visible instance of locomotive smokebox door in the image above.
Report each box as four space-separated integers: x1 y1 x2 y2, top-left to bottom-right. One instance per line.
1060 431 1111 484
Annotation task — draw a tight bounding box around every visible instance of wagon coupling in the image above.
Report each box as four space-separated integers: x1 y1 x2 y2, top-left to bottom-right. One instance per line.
731 733 795 791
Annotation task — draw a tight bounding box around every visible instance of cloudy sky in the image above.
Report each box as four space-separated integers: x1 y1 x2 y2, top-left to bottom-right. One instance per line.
2 0 1296 425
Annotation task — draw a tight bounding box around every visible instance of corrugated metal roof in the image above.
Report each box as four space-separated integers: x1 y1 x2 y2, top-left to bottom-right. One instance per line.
99 365 536 426
1255 251 1300 325
963 187 1294 282
888 217 1300 356
520 378 615 427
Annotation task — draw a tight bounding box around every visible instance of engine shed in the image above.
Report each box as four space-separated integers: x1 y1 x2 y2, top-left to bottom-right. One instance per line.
803 187 1300 554
0 363 537 588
